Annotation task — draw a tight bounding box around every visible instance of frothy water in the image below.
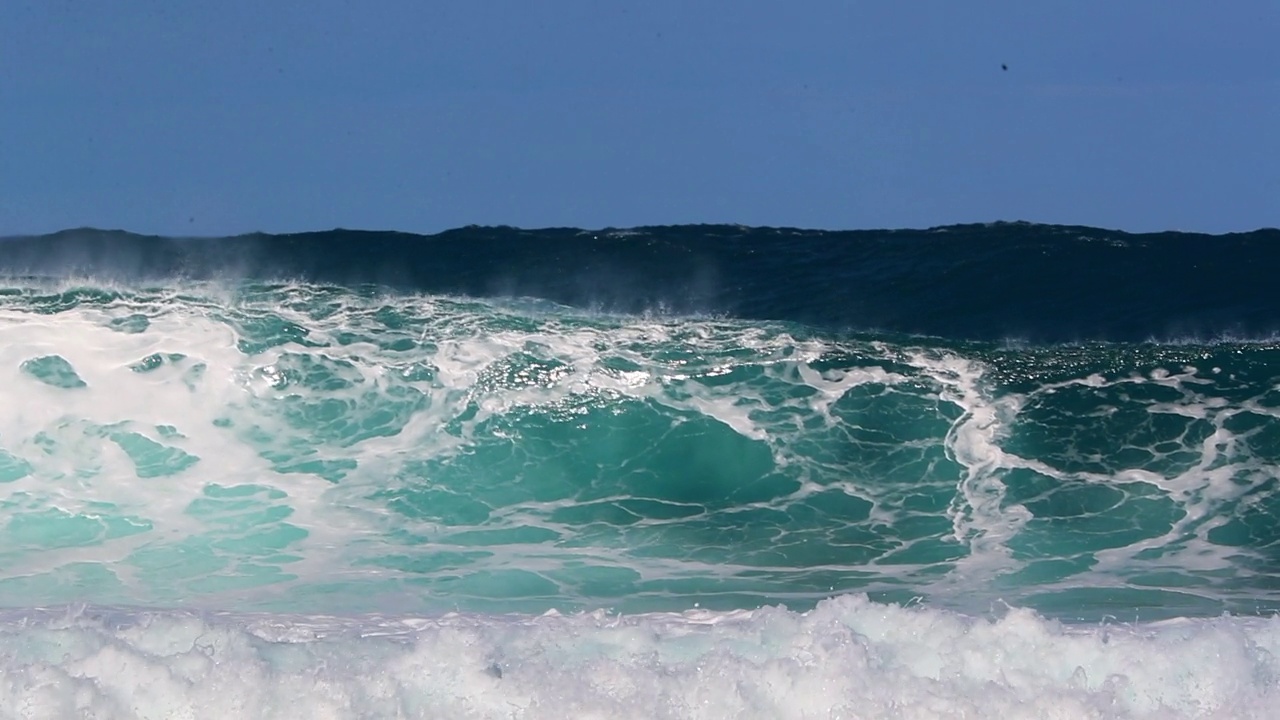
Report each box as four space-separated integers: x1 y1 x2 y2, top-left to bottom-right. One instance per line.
3 222 1280 717
5 597 1280 719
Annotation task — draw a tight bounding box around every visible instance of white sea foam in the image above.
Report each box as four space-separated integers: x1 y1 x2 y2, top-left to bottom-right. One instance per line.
1 594 1277 720
907 352 1033 582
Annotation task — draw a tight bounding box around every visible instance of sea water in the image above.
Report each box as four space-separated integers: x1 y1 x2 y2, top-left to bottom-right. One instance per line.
1 223 1280 718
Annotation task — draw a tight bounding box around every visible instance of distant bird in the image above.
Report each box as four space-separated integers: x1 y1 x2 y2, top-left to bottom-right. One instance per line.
1001 63 1008 71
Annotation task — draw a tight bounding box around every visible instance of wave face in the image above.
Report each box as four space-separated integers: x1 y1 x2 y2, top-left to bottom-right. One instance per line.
2 223 1280 717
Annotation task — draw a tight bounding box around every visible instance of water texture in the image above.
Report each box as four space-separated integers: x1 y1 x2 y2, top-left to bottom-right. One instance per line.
1 223 1279 718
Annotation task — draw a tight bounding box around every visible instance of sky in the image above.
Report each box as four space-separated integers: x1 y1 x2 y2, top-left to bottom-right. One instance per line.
1 1 1276 236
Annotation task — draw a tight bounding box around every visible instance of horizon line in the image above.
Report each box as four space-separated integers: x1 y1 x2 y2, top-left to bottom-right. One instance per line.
5 219 1279 241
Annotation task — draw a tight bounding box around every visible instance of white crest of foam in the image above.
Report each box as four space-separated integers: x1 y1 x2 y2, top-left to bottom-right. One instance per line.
1 595 1277 720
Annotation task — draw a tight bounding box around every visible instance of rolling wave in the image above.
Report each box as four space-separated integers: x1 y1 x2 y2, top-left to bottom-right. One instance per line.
3 223 1280 718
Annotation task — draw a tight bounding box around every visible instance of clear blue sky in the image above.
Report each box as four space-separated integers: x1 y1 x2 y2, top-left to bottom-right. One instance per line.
2 1 1276 236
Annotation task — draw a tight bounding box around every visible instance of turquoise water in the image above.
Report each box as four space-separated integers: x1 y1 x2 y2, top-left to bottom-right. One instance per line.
3 281 1279 622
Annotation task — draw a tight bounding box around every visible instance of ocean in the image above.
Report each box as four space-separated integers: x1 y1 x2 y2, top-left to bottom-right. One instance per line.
1 222 1279 718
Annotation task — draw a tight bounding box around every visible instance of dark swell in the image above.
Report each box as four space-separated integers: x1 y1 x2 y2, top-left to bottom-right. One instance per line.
2 222 1278 342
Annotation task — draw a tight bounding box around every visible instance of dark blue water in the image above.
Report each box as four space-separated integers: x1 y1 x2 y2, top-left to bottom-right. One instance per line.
6 222 1279 342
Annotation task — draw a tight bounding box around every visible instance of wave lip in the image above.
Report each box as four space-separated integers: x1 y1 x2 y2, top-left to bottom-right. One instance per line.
3 222 1280 342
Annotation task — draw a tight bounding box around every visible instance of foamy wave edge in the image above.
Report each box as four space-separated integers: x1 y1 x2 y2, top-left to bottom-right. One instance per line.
1 594 1276 720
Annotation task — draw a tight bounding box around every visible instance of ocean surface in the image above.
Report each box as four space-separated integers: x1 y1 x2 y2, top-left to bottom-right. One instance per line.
2 222 1280 718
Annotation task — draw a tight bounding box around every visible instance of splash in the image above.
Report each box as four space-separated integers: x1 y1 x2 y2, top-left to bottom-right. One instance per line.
2 596 1277 720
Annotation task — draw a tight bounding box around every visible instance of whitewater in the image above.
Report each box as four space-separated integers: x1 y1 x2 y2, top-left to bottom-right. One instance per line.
3 223 1280 719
